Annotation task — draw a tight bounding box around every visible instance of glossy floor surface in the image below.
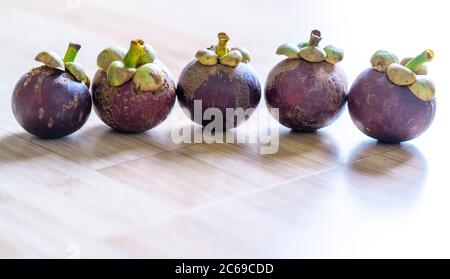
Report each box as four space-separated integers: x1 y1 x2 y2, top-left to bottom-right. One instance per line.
0 0 449 258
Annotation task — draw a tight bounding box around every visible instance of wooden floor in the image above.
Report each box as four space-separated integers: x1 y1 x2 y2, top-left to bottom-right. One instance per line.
1 0 449 258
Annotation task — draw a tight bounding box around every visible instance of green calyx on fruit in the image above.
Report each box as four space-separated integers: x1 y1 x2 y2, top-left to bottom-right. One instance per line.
276 43 300 58
298 46 326 62
107 61 136 86
132 63 164 91
195 33 249 67
324 45 344 64
65 62 90 87
100 39 164 90
195 49 218 65
378 49 436 101
387 63 416 86
370 50 399 72
220 50 242 67
35 51 65 71
138 44 157 66
231 46 251 63
97 47 127 71
276 30 343 64
299 30 325 62
35 43 89 86
408 75 435 101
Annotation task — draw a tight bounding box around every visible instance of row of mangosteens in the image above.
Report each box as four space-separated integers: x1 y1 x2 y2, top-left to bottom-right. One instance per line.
11 30 436 143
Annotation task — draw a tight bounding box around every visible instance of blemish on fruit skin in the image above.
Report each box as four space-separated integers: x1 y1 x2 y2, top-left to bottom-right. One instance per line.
38 107 45 119
63 95 79 112
78 111 84 122
47 117 54 128
33 67 53 95
22 72 33 89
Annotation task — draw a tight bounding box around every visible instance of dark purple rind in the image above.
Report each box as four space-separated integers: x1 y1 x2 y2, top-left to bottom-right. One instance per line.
176 60 261 128
91 60 176 133
11 66 92 139
265 58 348 131
348 68 436 143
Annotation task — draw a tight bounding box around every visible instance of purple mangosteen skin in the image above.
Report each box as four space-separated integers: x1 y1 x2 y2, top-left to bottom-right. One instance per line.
11 66 92 139
176 60 261 128
91 61 176 133
265 58 348 132
348 68 436 143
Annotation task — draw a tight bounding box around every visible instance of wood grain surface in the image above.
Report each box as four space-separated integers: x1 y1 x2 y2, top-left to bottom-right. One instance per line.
0 0 449 258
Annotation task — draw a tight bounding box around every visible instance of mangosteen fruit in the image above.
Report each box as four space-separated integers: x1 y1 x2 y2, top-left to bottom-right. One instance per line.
11 43 92 139
348 49 436 143
91 39 176 133
265 30 348 132
177 32 261 129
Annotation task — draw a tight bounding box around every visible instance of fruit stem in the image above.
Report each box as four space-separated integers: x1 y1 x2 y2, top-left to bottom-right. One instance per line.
308 30 322 47
124 39 144 68
216 32 230 58
405 49 434 72
63 43 81 63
